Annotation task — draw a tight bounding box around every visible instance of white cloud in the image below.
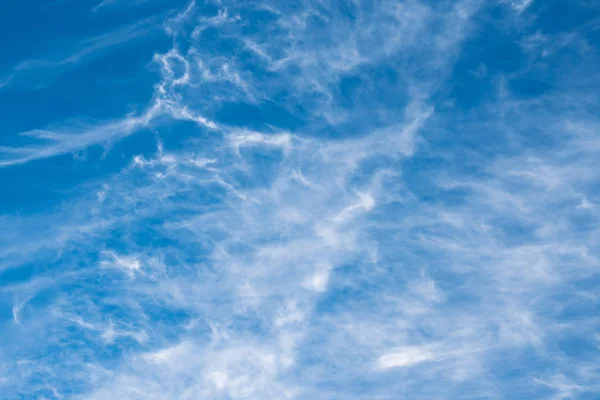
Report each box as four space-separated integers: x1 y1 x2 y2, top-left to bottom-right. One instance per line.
376 346 438 369
3 0 599 399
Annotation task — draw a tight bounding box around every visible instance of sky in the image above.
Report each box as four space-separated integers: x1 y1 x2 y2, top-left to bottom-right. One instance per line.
0 0 599 399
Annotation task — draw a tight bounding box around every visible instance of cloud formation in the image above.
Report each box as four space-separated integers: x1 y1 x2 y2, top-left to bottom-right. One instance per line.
1 0 599 399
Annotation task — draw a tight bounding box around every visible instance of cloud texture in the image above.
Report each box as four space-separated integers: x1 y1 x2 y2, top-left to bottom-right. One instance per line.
1 0 599 399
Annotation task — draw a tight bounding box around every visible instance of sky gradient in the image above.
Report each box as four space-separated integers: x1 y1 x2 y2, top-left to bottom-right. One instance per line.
1 0 599 399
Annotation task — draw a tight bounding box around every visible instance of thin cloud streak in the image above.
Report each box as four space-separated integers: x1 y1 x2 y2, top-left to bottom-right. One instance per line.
0 17 160 91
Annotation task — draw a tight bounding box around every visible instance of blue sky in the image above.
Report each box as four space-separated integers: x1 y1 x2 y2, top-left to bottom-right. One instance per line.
1 0 599 399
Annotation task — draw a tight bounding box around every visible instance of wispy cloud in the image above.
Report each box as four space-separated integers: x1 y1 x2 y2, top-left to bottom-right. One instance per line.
91 0 162 13
2 0 599 399
0 17 159 91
